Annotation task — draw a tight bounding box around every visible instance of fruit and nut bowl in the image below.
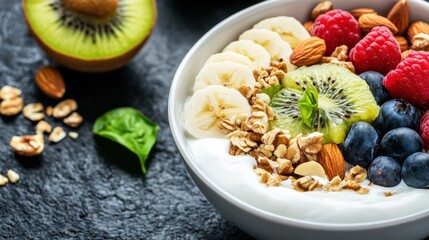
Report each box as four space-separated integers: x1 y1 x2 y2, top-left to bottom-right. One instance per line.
169 0 429 238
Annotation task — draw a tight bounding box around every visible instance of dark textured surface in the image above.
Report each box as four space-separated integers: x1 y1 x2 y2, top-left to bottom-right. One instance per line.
0 0 261 239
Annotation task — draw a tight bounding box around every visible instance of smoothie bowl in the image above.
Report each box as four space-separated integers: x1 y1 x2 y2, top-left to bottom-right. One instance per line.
168 0 429 239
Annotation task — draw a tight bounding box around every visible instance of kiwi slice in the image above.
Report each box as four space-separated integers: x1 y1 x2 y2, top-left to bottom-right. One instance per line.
22 0 156 72
270 64 379 144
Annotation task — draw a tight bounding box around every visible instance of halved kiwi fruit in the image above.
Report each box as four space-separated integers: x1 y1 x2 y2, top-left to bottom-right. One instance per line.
22 0 156 72
270 64 379 144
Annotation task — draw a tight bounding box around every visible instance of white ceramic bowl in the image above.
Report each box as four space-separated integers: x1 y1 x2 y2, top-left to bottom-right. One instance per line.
168 0 429 239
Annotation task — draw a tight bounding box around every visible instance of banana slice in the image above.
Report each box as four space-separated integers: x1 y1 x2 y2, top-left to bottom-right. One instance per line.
238 28 296 71
184 85 251 139
193 61 255 91
253 16 310 49
204 51 253 70
223 40 271 69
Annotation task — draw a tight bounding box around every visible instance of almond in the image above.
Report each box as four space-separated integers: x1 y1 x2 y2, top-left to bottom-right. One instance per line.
303 21 314 33
394 35 409 52
349 8 377 19
407 21 429 42
35 66 66 99
317 144 346 180
358 14 398 34
294 161 326 178
311 1 333 20
290 37 326 67
387 0 410 35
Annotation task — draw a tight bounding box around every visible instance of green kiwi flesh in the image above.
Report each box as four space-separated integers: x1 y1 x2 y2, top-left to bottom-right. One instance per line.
270 64 380 144
23 0 156 60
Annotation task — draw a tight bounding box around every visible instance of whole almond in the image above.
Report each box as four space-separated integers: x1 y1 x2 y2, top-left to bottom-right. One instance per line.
394 35 409 52
349 8 377 19
35 66 66 99
317 144 346 180
387 0 410 35
290 37 326 67
407 21 429 42
358 14 398 34
303 21 314 33
311 1 333 20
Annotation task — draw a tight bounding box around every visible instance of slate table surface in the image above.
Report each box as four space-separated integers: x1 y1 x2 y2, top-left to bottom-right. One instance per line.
0 0 261 239
2 0 429 240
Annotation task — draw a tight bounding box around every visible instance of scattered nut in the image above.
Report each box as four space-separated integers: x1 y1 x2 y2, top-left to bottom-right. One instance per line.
23 103 45 121
46 106 53 116
0 86 22 100
6 170 19 184
407 21 429 42
387 0 410 35
294 161 326 177
53 99 77 119
49 126 67 143
35 66 66 99
36 120 52 134
303 21 314 33
0 97 24 116
311 1 333 20
10 134 44 157
63 112 83 128
0 174 8 186
349 8 377 19
395 35 409 52
68 131 79 139
384 191 395 197
290 37 326 67
318 143 346 180
292 176 323 192
358 14 398 34
411 33 429 51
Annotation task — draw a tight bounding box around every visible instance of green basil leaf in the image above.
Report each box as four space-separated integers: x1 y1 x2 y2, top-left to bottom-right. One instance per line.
298 89 318 128
261 84 282 99
93 107 159 173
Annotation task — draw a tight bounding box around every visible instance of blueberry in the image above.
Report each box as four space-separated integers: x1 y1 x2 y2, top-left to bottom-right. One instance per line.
402 152 429 188
359 71 391 105
341 122 379 168
374 99 420 136
379 127 423 162
368 156 401 187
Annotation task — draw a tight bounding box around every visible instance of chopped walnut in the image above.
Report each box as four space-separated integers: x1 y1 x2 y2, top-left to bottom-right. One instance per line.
10 134 44 157
344 165 367 183
285 136 303 164
229 145 246 156
277 158 293 175
411 33 429 51
0 86 22 100
218 118 239 134
63 112 83 128
227 130 257 154
320 45 355 72
261 128 291 147
53 99 77 119
330 45 348 61
251 99 276 121
274 144 287 158
266 173 287 186
36 120 52 134
258 143 275 158
68 131 79 140
0 174 8 186
298 132 324 156
244 111 269 134
237 84 261 105
257 156 278 172
343 180 370 194
292 176 323 192
49 126 67 143
6 170 19 184
0 97 24 116
255 93 270 105
323 176 343 192
23 103 44 121
253 61 286 90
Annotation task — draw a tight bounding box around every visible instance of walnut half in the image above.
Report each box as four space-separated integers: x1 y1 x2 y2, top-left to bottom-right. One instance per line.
10 134 44 157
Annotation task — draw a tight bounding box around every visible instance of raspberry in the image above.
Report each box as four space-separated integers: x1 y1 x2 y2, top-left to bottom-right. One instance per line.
420 110 429 150
349 26 401 75
311 9 361 55
383 51 429 108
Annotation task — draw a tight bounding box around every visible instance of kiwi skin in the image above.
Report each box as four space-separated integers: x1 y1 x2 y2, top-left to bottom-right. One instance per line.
21 0 157 73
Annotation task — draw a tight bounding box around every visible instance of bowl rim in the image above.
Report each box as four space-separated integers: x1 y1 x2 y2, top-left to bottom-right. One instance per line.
168 0 429 231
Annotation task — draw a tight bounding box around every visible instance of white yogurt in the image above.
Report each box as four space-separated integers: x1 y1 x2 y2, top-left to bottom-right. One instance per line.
189 138 429 224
